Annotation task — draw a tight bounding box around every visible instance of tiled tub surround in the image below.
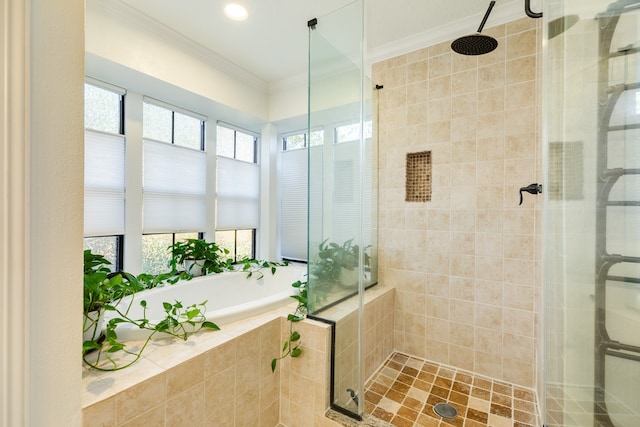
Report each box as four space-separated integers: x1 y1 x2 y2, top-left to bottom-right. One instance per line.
373 17 543 389
82 285 395 427
82 307 299 427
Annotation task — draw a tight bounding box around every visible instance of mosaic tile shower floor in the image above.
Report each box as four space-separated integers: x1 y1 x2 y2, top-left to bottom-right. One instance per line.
363 352 540 427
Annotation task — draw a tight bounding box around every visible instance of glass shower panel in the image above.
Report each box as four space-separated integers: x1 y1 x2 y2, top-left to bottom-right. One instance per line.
307 0 378 418
545 1 640 426
308 1 364 314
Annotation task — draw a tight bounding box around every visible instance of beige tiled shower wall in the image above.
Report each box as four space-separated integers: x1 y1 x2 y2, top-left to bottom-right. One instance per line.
279 316 336 427
373 17 543 388
330 287 396 408
363 288 395 380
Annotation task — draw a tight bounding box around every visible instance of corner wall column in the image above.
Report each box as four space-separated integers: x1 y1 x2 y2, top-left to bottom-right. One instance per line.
1 0 30 425
1 0 85 426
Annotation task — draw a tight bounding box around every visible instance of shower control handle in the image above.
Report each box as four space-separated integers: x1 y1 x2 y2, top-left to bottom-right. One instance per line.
519 183 542 205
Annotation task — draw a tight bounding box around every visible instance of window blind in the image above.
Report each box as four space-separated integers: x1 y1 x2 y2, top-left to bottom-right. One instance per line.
216 156 259 230
331 137 374 251
84 131 125 236
280 148 308 260
333 141 361 243
143 139 206 233
307 145 325 251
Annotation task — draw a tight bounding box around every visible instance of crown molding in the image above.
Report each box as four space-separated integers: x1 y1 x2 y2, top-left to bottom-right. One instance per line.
272 2 526 94
269 72 308 94
93 0 530 99
367 1 525 66
89 0 269 93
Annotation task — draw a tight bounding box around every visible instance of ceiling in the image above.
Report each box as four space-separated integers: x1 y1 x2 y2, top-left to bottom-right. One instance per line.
116 0 529 87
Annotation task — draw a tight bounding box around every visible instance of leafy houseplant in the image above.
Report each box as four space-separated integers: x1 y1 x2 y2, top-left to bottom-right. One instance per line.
83 298 219 371
237 257 289 280
169 238 233 276
83 244 289 371
271 279 307 372
82 249 219 371
310 238 370 287
83 250 142 341
168 238 288 281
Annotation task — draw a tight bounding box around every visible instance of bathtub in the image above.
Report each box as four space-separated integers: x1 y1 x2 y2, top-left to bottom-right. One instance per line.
108 263 306 341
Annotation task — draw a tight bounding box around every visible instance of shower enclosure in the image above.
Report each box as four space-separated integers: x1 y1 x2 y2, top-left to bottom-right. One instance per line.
307 0 378 419
545 0 640 425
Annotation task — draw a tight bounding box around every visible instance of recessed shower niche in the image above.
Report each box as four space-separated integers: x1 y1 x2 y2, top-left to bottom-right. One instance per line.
405 151 433 203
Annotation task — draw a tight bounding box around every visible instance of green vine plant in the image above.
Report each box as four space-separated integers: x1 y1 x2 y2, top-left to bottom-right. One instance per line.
136 269 192 289
168 238 234 276
135 240 289 289
83 297 219 371
83 245 291 371
271 279 307 372
83 249 221 371
238 257 289 280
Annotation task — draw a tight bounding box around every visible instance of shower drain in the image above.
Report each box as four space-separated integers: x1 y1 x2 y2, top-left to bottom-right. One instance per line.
433 402 458 419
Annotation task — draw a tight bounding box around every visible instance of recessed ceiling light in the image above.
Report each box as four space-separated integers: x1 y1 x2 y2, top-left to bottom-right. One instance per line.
224 3 248 21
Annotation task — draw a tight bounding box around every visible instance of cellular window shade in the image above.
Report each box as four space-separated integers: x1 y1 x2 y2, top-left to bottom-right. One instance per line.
332 141 361 242
143 139 206 233
280 148 308 261
84 131 125 237
216 156 259 230
308 146 324 251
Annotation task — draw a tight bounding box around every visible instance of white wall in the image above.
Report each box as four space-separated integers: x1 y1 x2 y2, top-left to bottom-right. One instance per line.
30 0 85 424
1 0 85 426
86 0 270 124
85 0 318 133
269 80 308 124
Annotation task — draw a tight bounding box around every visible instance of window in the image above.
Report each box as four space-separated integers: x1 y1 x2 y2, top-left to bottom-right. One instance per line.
215 230 255 262
85 82 124 135
332 121 375 268
83 236 123 272
216 124 259 258
84 81 125 270
142 99 207 269
282 129 323 151
334 121 372 144
141 232 200 276
280 129 325 261
217 124 256 162
143 101 204 150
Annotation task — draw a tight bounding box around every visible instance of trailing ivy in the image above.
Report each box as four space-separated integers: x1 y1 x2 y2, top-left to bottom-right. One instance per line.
271 279 307 372
83 245 291 371
238 257 289 280
83 298 219 371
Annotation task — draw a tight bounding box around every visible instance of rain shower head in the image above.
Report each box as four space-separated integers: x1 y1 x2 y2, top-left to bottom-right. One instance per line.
451 1 498 56
451 34 498 56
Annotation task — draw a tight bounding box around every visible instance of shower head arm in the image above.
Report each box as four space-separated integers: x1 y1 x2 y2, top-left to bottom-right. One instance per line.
477 1 496 33
525 0 542 18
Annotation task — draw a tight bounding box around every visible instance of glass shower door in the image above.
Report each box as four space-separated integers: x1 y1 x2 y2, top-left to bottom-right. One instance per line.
307 0 378 418
544 1 640 425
